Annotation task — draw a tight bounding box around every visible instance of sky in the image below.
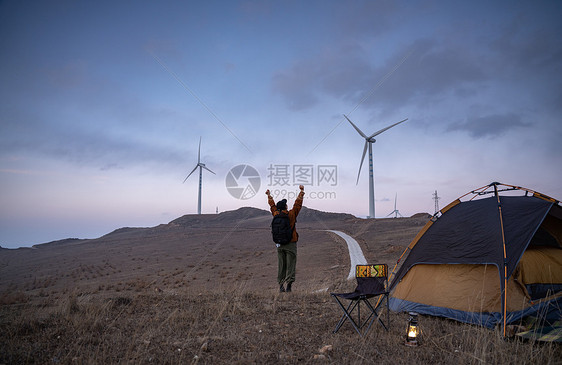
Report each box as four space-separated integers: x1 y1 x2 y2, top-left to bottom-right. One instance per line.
1 1 561 248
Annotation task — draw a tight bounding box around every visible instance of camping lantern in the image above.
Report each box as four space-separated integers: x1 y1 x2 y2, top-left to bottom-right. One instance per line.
405 312 420 347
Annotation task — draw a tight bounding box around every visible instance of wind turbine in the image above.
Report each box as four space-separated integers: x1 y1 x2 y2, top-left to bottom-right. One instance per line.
344 115 408 218
183 137 215 215
386 193 403 218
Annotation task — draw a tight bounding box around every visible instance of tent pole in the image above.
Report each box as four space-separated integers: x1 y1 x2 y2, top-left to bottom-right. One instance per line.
493 183 508 337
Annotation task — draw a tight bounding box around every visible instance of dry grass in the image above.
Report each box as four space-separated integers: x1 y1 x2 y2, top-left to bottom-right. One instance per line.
1 210 560 363
1 287 560 364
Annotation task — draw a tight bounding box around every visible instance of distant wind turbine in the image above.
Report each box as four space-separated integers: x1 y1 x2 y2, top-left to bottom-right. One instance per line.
344 115 408 218
386 193 403 218
183 137 215 215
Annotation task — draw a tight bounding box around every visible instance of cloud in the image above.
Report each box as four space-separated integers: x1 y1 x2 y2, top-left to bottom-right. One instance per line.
335 0 400 39
446 113 531 139
272 38 489 112
0 103 187 171
0 52 197 172
489 14 562 113
271 66 319 110
492 10 562 74
378 39 488 101
271 42 372 110
271 3 562 123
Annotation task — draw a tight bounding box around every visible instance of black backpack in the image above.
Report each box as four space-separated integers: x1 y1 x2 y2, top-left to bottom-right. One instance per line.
271 212 294 245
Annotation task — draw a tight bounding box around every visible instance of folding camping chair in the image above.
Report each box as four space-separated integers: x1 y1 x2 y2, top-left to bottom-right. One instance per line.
331 264 390 336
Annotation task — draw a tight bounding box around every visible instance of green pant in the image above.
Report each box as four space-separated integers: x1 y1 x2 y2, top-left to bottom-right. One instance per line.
277 242 297 285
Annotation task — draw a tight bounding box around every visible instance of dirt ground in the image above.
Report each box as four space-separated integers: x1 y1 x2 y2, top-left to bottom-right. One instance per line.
0 206 428 297
3 207 558 364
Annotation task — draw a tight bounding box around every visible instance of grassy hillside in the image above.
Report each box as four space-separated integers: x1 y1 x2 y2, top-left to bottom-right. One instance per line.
1 210 560 363
1 288 560 364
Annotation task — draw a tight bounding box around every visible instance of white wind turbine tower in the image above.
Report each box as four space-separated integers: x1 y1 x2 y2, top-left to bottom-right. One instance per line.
344 115 408 218
183 137 215 215
386 193 403 218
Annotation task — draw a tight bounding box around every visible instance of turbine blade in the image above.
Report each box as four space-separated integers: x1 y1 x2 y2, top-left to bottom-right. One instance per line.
183 165 198 183
202 166 216 175
197 136 202 164
368 118 408 139
356 141 368 184
344 114 367 139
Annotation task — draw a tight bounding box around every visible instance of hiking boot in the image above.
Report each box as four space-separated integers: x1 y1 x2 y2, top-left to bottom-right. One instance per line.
279 284 285 293
286 283 292 292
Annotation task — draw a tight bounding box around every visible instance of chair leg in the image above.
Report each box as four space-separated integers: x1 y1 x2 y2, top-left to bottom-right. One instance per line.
332 297 350 332
331 295 363 336
362 299 378 333
369 294 390 331
382 293 389 330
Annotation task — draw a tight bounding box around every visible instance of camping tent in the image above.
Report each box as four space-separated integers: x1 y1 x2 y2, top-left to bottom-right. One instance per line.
389 182 562 335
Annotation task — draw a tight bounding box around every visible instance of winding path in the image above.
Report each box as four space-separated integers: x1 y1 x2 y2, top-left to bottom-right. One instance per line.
326 230 367 280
